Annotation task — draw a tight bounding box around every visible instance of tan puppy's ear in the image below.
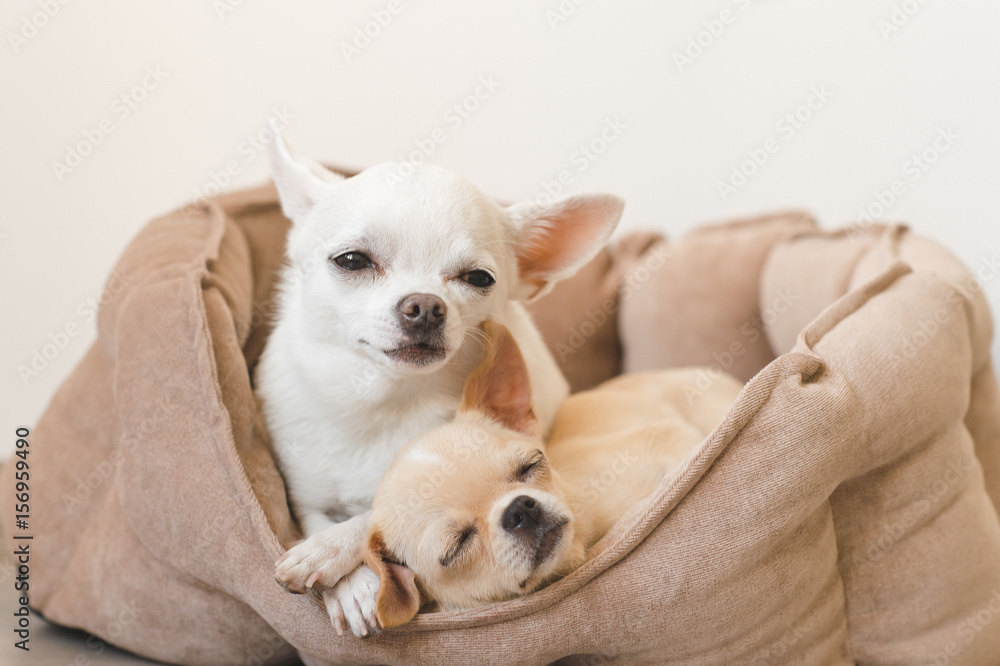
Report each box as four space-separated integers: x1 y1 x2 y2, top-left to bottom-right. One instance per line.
461 321 539 436
364 530 421 629
506 193 624 301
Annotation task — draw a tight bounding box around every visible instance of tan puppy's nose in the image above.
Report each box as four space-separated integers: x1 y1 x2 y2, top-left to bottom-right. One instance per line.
397 293 447 334
502 495 542 534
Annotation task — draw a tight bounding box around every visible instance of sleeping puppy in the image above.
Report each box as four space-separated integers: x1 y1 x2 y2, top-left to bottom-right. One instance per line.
364 322 742 626
258 136 624 636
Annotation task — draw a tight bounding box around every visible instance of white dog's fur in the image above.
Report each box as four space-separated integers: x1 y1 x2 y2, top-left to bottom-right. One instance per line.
257 136 624 636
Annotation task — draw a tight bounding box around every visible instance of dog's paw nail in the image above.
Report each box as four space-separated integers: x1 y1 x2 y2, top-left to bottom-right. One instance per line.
333 618 345 636
276 576 304 594
305 572 321 589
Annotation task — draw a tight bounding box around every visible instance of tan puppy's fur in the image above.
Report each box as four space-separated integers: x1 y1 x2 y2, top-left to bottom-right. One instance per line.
365 322 743 628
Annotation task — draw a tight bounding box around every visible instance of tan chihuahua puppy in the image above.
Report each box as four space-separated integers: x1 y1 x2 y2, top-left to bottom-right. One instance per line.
364 322 743 629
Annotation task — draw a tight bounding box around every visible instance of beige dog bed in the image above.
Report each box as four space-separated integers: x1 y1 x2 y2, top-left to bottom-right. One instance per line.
6 178 1000 665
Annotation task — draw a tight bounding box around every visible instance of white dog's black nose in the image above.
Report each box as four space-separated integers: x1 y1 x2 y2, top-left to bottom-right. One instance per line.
502 495 542 533
397 293 447 334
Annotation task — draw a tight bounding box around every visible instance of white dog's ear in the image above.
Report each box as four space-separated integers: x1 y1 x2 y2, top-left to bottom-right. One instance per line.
461 321 539 436
267 133 343 224
506 194 624 301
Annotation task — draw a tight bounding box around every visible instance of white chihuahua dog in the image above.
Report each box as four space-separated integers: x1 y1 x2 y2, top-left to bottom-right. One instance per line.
257 136 623 637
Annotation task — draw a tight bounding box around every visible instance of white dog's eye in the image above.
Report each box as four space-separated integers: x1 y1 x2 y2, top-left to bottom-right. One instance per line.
331 251 375 271
459 270 495 289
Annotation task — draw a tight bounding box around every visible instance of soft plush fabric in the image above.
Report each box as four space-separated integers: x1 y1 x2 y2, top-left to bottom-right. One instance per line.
5 178 1000 665
619 210 817 383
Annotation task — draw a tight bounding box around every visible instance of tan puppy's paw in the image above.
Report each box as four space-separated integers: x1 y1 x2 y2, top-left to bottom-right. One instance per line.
323 564 381 638
274 516 366 594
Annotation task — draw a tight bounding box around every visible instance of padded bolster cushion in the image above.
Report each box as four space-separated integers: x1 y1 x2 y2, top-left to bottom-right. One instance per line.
761 225 1000 663
4 181 1000 665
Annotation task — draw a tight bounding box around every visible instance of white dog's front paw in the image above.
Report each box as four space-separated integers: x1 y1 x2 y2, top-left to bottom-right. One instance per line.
275 519 364 594
323 564 381 638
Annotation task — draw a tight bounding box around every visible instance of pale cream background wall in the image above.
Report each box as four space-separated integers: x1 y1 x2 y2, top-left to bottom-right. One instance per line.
2 0 998 456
